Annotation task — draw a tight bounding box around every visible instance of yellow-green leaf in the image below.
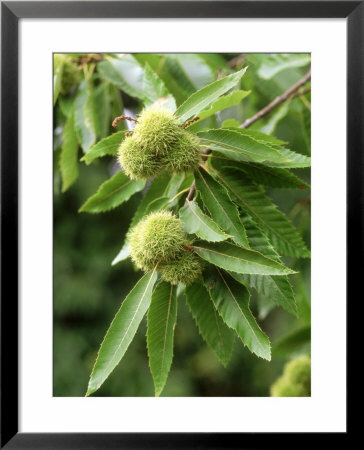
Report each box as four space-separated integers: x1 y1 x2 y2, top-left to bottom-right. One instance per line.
81 131 126 165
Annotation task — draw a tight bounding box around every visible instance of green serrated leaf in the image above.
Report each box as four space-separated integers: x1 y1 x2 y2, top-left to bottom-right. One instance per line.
81 131 126 165
179 200 230 242
74 82 96 153
143 63 176 112
175 67 247 122
147 281 177 396
60 107 79 192
194 240 294 276
86 269 158 396
211 159 309 190
268 146 311 168
231 128 287 146
211 167 310 258
79 171 145 213
98 55 145 99
187 90 250 129
198 128 295 166
204 266 271 360
230 217 298 316
186 282 234 366
195 169 249 248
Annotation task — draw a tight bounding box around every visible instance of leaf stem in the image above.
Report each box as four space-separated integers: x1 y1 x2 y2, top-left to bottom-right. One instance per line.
168 187 190 205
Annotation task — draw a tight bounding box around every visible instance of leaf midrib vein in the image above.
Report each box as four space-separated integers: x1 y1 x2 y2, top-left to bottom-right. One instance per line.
87 178 133 208
194 245 288 274
176 70 243 120
216 268 268 356
103 269 156 379
198 170 244 244
187 200 226 238
159 284 174 383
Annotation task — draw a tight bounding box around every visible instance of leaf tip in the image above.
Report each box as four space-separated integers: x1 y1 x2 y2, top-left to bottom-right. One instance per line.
85 386 93 397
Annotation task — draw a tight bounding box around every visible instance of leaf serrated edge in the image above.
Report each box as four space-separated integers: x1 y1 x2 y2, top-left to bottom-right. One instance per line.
213 268 271 361
86 268 157 396
175 67 247 122
181 200 231 242
185 284 232 367
147 282 176 397
209 167 311 258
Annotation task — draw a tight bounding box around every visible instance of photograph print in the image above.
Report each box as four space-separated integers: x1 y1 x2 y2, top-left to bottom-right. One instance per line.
53 53 311 398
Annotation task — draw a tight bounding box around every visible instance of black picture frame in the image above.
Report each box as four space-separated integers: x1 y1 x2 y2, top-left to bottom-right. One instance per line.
1 1 357 448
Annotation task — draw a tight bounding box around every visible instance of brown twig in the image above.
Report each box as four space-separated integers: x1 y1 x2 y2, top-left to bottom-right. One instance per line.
291 86 311 100
240 69 311 129
112 115 138 128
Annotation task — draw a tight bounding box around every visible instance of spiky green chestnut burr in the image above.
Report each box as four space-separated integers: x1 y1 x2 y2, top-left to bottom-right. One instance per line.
270 355 311 397
118 106 202 179
133 107 182 156
285 354 311 386
160 250 203 285
117 136 163 180
270 377 308 397
129 211 187 270
164 131 201 173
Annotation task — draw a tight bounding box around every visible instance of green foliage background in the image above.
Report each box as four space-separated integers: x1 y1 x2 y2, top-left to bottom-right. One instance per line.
53 53 310 396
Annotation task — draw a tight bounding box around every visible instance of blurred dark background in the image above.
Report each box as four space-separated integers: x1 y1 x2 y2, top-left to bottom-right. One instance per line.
53 53 311 397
